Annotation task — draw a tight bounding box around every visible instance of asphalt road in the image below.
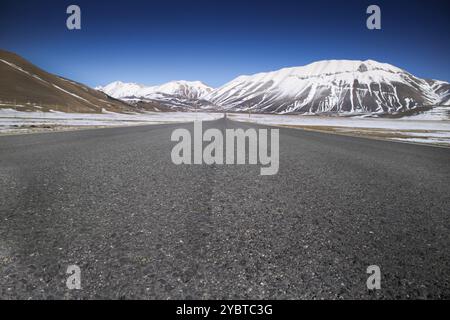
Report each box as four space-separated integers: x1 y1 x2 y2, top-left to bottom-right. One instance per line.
0 118 449 299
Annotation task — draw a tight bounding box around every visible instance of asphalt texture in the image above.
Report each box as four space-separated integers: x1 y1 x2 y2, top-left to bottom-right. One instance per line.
0 118 449 299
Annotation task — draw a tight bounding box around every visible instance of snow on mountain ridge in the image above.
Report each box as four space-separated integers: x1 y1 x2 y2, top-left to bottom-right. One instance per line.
227 60 405 84
97 80 213 100
95 81 145 99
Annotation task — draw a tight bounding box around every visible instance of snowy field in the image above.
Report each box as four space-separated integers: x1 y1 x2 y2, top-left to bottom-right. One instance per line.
1 109 449 147
228 113 450 147
0 109 223 134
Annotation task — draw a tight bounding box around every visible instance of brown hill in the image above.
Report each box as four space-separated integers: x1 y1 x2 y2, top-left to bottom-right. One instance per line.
0 50 147 113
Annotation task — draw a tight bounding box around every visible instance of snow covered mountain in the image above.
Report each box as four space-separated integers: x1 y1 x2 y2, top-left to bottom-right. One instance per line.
204 59 450 114
96 80 214 110
96 59 450 114
96 81 144 100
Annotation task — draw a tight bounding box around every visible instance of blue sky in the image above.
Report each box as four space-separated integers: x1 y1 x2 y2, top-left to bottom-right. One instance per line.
1 0 449 88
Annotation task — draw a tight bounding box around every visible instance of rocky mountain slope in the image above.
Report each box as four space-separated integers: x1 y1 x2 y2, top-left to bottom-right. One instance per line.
0 50 141 113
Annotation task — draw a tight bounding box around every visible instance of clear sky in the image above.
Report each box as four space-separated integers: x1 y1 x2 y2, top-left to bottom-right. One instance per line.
1 0 449 88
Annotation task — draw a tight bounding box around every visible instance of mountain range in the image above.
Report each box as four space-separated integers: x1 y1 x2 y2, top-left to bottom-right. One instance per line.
98 60 450 114
1 50 449 115
95 80 214 112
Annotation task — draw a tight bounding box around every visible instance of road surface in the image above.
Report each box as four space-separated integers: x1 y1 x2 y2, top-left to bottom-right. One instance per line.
0 118 449 299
